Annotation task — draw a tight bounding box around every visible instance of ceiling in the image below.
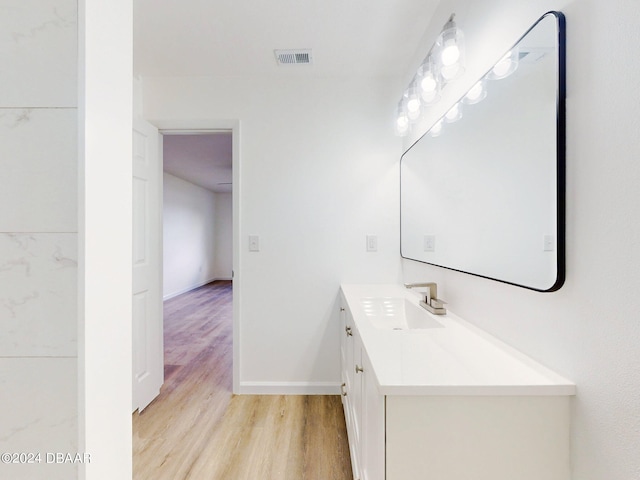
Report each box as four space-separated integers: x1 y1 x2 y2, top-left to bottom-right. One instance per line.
163 133 232 193
134 0 440 78
135 0 441 191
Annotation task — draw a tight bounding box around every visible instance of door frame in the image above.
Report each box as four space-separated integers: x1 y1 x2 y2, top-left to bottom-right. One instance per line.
150 118 241 394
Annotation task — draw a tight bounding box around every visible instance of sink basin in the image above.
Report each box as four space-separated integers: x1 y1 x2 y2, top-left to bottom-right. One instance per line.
360 297 443 330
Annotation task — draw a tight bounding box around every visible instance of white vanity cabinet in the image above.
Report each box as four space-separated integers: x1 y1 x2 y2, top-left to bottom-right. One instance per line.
339 285 576 480
340 303 385 480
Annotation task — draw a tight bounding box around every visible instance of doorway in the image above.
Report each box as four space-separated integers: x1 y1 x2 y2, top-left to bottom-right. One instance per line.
132 121 240 413
162 132 233 302
131 122 240 475
154 120 241 395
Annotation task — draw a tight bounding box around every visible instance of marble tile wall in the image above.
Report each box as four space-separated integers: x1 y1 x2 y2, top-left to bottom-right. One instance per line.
0 0 77 107
0 359 78 480
0 234 77 357
0 1 78 479
0 109 77 232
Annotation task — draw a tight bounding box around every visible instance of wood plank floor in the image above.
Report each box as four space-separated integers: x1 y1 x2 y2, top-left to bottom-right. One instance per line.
133 281 353 480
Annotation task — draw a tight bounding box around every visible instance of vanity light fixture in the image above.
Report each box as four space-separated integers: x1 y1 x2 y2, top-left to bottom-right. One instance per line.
396 22 527 137
395 13 465 137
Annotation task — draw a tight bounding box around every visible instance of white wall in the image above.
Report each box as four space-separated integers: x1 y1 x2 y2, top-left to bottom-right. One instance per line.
163 172 219 298
214 192 233 280
78 0 133 478
144 75 402 392
0 2 78 480
401 1 640 479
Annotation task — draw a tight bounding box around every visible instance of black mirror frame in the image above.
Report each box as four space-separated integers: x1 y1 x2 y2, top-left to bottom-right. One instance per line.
399 11 566 292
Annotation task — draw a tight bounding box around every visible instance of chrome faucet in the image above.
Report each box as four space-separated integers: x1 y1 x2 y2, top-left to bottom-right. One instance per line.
404 282 447 315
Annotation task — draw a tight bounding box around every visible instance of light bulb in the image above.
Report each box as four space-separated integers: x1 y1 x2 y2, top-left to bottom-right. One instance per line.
407 98 421 114
445 103 462 123
396 115 409 136
407 102 421 121
492 57 512 77
429 120 443 137
417 59 441 105
489 48 519 80
421 75 437 94
395 101 409 136
436 15 465 82
404 87 422 122
441 44 460 66
463 80 487 104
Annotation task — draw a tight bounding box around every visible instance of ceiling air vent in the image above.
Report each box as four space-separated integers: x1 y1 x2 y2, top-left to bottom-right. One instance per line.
274 49 313 66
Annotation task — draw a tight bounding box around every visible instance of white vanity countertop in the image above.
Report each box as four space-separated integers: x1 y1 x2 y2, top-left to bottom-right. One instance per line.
341 284 576 396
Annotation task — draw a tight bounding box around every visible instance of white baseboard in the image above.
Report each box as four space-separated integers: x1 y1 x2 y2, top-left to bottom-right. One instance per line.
163 277 229 301
238 381 341 395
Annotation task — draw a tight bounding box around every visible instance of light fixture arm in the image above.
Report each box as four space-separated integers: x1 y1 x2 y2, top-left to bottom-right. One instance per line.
443 14 456 32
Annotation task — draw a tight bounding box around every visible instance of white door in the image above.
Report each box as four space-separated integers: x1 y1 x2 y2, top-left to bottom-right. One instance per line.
132 118 163 412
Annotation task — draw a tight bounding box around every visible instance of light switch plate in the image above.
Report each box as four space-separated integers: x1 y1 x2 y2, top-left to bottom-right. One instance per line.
543 234 555 252
249 235 260 252
424 235 435 252
366 234 378 252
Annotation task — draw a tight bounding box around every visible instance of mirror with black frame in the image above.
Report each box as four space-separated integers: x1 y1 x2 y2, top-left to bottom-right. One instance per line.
400 11 565 291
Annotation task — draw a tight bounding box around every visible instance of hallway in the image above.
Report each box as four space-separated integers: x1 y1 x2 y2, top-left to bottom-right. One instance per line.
133 281 352 479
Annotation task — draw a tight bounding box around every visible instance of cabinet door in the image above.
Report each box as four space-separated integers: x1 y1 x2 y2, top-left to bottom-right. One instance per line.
341 300 385 480
360 348 385 480
352 330 363 449
340 301 361 480
340 302 355 416
340 304 354 402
